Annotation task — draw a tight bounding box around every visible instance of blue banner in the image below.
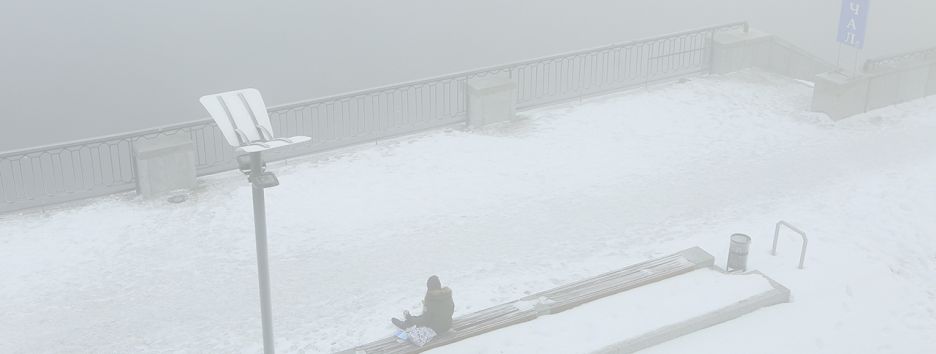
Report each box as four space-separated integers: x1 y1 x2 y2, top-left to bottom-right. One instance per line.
837 0 869 49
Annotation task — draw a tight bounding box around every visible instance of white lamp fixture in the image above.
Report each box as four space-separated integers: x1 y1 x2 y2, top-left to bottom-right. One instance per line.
199 88 309 354
199 88 310 153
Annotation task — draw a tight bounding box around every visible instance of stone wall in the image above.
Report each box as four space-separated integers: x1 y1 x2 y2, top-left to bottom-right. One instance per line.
711 29 835 82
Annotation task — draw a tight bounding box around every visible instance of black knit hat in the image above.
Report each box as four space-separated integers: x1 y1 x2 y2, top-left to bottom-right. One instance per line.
427 275 442 290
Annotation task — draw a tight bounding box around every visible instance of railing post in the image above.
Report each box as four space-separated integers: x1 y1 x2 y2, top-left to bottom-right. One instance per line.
707 30 716 74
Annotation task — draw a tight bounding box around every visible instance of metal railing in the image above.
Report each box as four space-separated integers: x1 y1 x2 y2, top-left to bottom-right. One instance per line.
863 46 936 74
0 22 748 214
771 221 808 269
856 45 936 113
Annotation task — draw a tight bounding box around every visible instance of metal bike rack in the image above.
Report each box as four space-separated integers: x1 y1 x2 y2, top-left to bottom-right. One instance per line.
771 221 808 269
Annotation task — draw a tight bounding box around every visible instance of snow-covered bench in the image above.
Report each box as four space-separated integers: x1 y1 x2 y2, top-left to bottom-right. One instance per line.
337 247 714 354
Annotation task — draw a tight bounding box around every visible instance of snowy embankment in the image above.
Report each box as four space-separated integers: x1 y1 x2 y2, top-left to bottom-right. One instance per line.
1 70 934 353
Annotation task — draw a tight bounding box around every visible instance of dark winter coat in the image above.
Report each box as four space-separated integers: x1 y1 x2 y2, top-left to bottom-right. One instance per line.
418 287 455 333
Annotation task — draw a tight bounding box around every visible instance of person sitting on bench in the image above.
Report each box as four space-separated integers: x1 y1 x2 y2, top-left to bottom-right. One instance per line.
392 275 455 334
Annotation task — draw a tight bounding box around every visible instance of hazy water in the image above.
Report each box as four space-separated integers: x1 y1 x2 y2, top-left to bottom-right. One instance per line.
2 0 932 152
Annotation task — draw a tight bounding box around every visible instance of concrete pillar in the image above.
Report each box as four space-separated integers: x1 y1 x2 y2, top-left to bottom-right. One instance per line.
467 77 517 127
710 28 772 74
811 71 870 120
134 134 197 197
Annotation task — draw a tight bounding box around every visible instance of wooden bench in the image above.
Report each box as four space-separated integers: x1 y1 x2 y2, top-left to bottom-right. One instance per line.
337 247 714 354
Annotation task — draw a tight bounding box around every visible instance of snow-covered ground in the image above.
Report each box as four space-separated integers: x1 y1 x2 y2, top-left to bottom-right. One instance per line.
1 70 935 353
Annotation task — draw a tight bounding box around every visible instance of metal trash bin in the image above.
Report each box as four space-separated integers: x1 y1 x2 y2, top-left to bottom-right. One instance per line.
727 233 752 272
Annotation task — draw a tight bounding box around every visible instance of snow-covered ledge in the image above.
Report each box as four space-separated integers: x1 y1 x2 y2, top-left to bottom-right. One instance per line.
467 76 517 128
133 134 197 197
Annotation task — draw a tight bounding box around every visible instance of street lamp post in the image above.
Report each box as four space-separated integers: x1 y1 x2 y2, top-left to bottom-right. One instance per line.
249 151 275 354
200 89 310 354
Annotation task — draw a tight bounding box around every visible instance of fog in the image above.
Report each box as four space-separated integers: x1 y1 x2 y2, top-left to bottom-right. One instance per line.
1 0 932 152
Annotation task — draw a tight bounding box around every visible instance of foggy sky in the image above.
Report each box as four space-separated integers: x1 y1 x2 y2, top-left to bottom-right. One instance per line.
2 0 933 152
